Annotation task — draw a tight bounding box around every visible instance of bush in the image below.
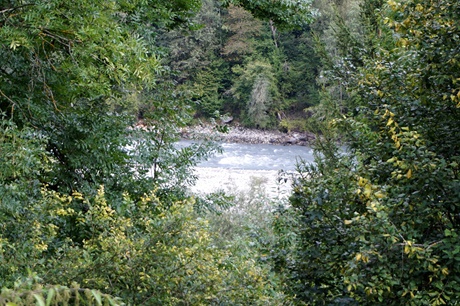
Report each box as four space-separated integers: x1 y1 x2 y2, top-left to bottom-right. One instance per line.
276 0 460 304
0 184 289 305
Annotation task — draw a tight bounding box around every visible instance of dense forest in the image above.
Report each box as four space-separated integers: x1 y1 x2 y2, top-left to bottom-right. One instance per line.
156 0 322 130
0 0 459 305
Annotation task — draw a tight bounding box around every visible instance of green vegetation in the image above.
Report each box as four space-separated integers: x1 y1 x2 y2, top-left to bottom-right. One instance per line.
274 0 460 304
1 0 460 305
159 0 320 129
0 0 298 304
1 186 288 304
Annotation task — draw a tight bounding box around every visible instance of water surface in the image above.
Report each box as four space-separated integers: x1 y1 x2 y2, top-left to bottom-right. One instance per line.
180 141 315 171
179 141 315 196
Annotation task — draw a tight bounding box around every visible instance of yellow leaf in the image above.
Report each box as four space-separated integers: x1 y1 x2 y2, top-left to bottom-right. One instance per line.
399 38 408 47
404 245 410 254
344 220 353 225
362 255 369 263
358 177 368 187
363 184 372 198
406 168 412 179
387 118 394 126
387 0 398 8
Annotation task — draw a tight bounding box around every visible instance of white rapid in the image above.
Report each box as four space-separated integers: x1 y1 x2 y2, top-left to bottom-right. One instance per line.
181 141 315 197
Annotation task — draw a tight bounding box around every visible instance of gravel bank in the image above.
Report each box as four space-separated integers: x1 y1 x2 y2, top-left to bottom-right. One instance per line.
181 124 315 146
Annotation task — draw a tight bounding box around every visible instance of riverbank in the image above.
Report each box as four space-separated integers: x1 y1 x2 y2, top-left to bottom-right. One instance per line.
180 124 315 146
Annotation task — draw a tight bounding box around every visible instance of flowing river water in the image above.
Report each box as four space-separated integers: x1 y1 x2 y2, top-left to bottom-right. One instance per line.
182 141 316 198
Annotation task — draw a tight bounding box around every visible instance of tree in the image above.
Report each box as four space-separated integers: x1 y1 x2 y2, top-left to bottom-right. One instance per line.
221 4 264 61
157 0 229 117
1 1 323 304
231 59 280 127
223 0 317 30
277 0 460 304
155 0 322 127
0 0 209 201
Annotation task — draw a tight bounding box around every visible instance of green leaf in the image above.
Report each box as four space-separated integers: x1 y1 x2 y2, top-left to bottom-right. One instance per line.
45 288 55 306
91 289 102 305
33 294 46 306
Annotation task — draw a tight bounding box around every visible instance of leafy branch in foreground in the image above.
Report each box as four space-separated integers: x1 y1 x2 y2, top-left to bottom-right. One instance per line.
0 275 124 306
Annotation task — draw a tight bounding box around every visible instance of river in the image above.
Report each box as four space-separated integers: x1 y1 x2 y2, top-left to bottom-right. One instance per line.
182 141 315 197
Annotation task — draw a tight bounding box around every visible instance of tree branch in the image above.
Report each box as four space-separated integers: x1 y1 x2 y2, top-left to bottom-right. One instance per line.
0 4 34 15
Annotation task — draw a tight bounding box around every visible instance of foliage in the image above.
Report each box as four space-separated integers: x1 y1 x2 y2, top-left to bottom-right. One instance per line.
125 77 222 205
157 0 322 130
191 63 228 117
157 0 230 118
276 0 460 304
158 0 223 79
277 28 322 112
0 274 124 306
0 0 285 304
205 177 293 303
231 59 281 128
0 116 51 208
0 0 322 305
207 176 284 247
221 5 264 61
220 2 321 128
223 0 317 30
278 118 307 133
0 0 212 200
0 184 289 305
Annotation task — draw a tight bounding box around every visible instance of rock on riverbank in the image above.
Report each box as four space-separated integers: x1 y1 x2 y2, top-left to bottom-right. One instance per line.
180 124 315 146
